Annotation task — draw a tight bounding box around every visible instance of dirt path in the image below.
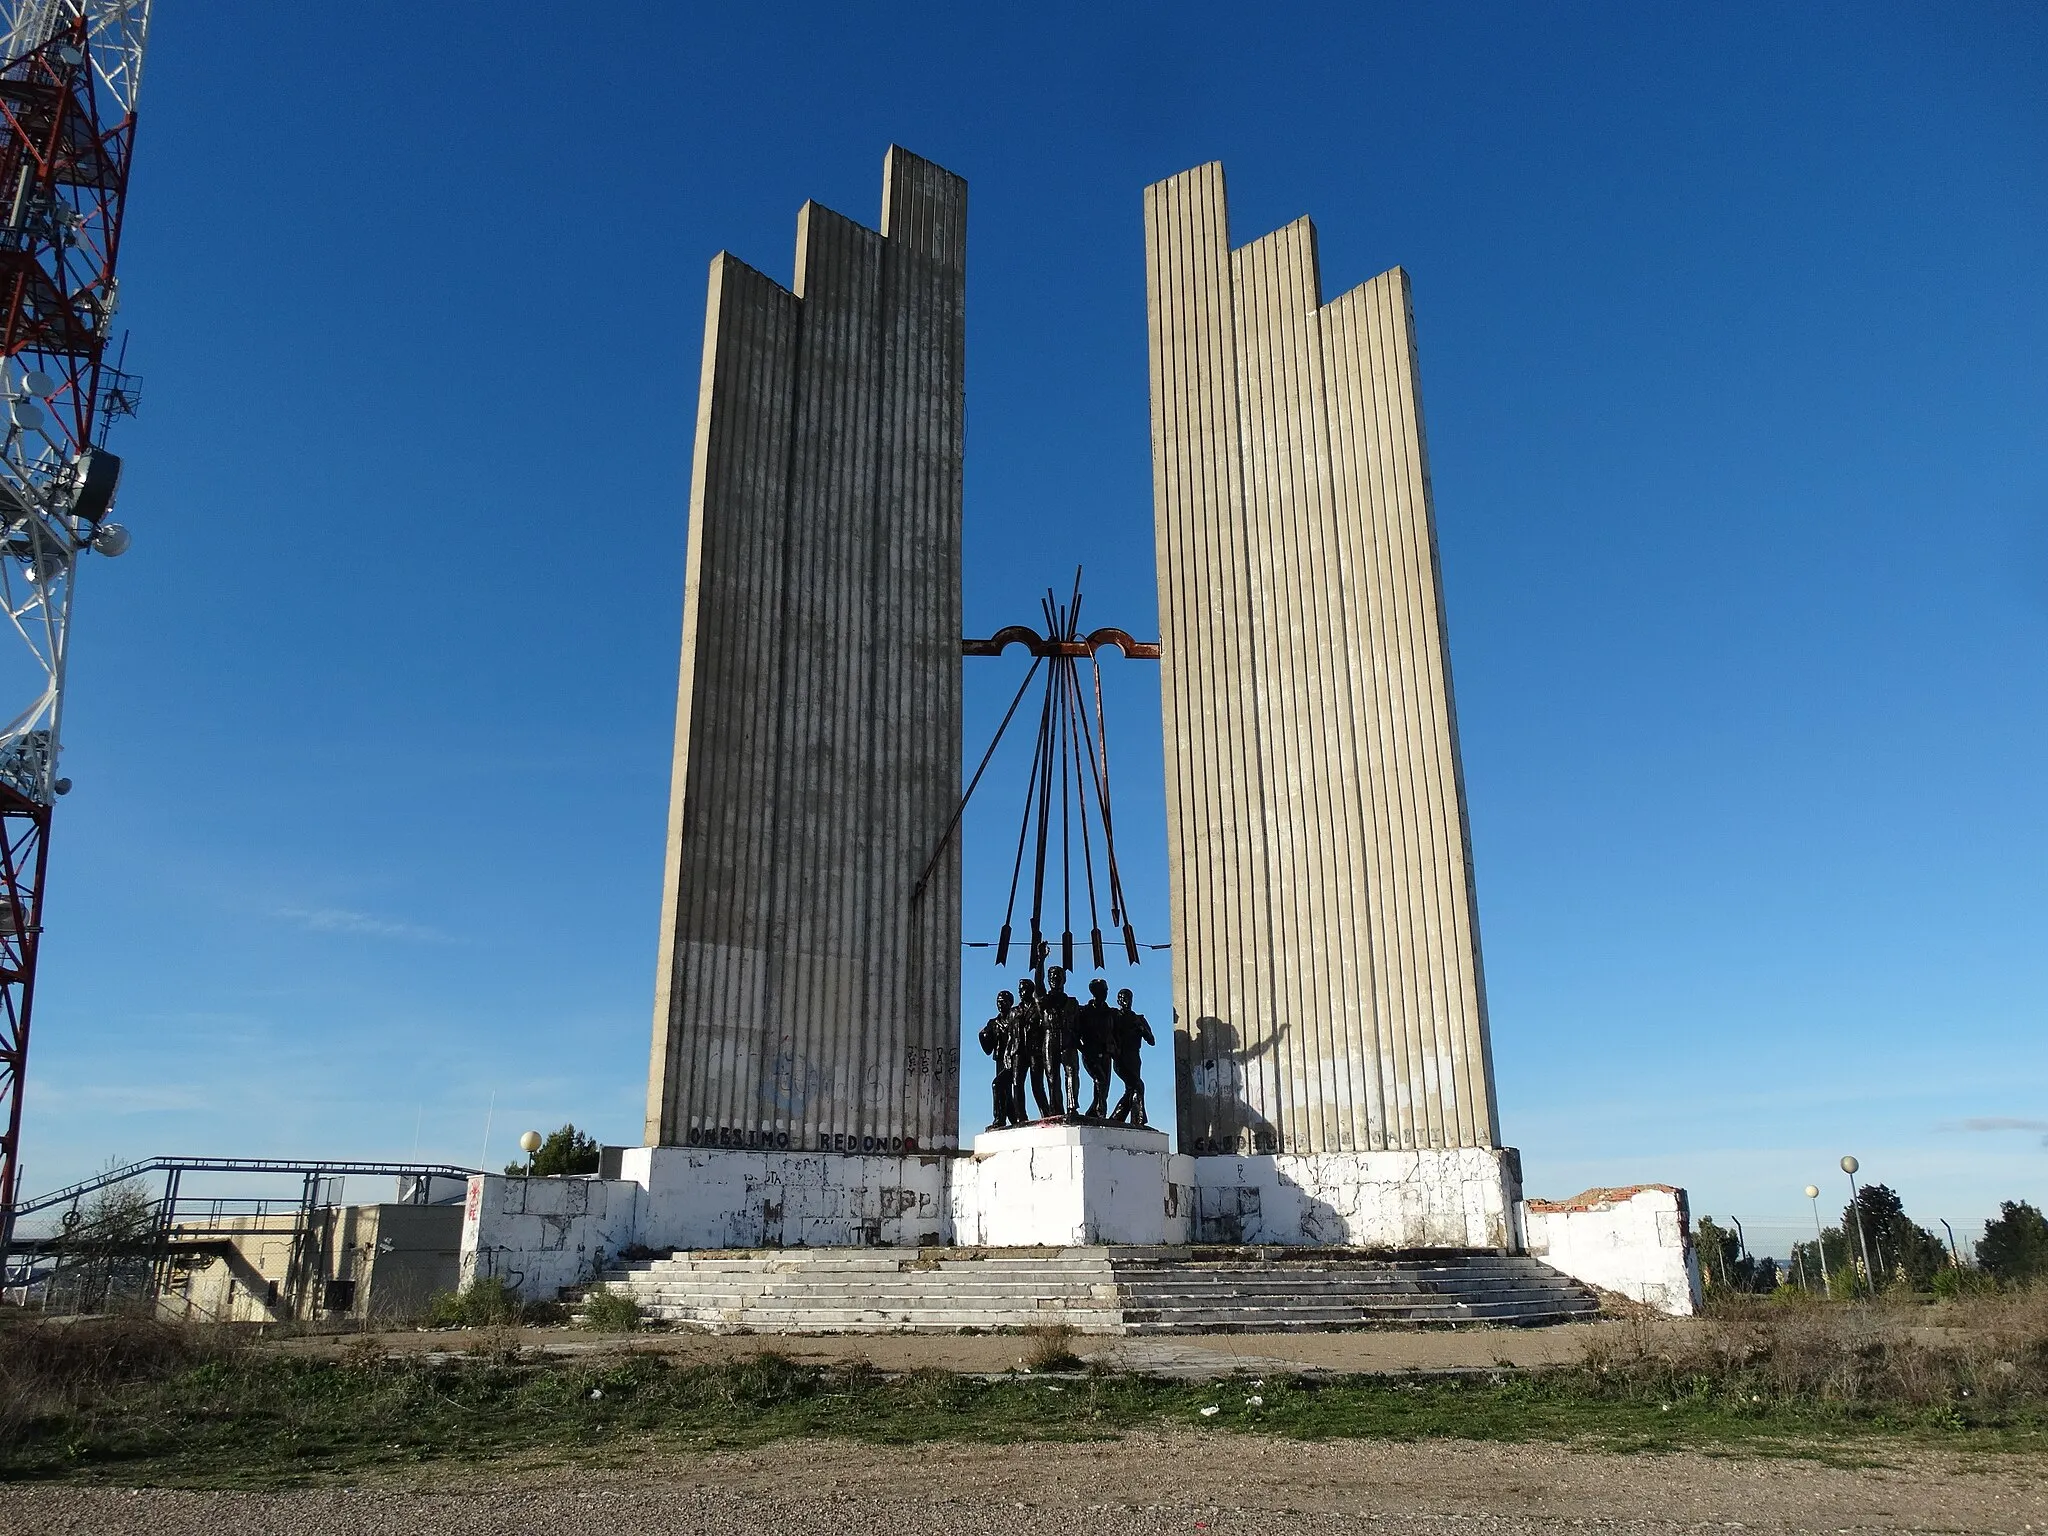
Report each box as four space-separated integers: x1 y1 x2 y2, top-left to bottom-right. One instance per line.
4 1432 2042 1534
269 1319 1650 1376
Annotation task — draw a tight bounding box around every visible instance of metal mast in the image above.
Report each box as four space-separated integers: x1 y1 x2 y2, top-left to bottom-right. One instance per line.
0 0 148 1265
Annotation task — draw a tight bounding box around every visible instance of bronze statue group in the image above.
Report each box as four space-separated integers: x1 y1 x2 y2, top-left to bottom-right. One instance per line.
977 968 1155 1131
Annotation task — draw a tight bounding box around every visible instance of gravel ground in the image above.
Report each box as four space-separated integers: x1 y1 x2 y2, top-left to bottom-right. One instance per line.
4 1431 2043 1535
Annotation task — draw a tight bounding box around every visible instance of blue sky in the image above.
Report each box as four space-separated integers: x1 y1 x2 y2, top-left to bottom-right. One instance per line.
14 1 2044 1255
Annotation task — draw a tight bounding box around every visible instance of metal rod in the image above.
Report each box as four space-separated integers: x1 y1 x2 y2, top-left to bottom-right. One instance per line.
910 653 1042 902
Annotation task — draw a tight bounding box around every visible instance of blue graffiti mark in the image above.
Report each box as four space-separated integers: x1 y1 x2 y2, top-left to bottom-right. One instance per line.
762 1044 824 1116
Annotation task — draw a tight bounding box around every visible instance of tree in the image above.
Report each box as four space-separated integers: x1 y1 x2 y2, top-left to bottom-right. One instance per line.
48 1171 156 1314
1696 1217 1772 1292
1790 1226 1854 1293
1841 1183 1948 1291
1977 1200 2048 1283
504 1123 601 1178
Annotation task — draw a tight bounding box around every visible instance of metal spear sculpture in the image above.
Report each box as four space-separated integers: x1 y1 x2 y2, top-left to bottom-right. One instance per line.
917 568 1158 987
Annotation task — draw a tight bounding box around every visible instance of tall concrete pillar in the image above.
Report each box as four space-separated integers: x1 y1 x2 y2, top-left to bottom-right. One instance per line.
1145 163 1508 1242
646 147 965 1155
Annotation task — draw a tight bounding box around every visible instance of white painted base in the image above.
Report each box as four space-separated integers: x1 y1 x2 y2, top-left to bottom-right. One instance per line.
618 1145 953 1250
460 1141 1552 1299
458 1172 640 1297
1189 1147 1523 1249
950 1122 1194 1247
1523 1184 1702 1315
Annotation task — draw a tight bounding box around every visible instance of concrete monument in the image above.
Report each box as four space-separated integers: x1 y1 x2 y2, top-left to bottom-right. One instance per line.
456 153 1701 1318
1145 161 1515 1247
645 146 966 1158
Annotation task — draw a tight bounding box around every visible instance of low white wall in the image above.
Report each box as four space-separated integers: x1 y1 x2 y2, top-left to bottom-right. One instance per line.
1190 1147 1523 1249
950 1123 1194 1246
1522 1184 1701 1316
458 1173 640 1298
619 1146 953 1251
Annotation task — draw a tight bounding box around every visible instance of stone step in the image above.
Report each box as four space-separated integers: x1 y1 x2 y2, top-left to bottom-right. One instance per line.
579 1249 1604 1335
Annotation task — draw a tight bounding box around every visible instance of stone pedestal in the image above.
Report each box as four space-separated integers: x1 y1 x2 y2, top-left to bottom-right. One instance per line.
950 1123 1194 1248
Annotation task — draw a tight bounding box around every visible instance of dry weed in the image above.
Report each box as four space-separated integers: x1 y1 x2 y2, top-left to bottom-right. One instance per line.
0 1316 241 1445
1583 1286 2048 1410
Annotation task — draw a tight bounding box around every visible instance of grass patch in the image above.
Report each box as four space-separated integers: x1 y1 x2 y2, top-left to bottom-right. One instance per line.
3 1290 2045 1487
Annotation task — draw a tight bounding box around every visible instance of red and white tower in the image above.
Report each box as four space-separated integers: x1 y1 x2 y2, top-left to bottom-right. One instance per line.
0 0 149 1262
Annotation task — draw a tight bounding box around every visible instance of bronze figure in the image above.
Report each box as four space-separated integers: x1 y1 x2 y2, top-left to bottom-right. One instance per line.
1074 977 1116 1119
1043 967 1082 1119
1017 977 1061 1119
977 989 1026 1130
1108 986 1155 1127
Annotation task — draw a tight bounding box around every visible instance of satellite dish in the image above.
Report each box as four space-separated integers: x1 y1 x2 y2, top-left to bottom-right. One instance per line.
52 777 70 795
91 522 130 557
69 448 120 523
22 372 53 398
10 402 43 432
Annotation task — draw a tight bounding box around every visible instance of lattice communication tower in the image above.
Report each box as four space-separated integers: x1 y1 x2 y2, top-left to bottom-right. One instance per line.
0 0 149 1261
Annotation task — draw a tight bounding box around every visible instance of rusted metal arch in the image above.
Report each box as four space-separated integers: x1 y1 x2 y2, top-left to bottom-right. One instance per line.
962 625 1160 660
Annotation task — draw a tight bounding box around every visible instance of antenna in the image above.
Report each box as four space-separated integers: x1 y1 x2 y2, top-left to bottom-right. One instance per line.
0 0 152 1273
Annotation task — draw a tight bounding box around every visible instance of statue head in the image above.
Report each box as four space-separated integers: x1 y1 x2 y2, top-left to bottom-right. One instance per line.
1089 978 1109 998
1047 966 1067 991
1018 977 1038 999
997 989 1015 1010
1117 988 1134 1007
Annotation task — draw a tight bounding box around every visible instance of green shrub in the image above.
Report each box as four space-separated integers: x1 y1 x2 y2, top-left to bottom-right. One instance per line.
1933 1265 2000 1300
426 1277 526 1327
581 1289 642 1332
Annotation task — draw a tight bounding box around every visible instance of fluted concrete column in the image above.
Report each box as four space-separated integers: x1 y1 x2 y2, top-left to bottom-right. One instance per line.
1145 162 1499 1161
647 147 965 1154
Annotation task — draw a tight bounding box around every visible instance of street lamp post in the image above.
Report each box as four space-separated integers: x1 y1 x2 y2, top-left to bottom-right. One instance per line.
1805 1184 1830 1296
518 1129 542 1176
1842 1155 1874 1294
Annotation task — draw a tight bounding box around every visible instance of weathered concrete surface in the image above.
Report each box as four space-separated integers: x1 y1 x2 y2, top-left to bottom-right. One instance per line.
648 146 966 1154
589 1245 1597 1332
458 1174 640 1298
1145 162 1496 1161
1524 1184 1702 1316
952 1123 1195 1247
618 1145 953 1250
1189 1148 1521 1249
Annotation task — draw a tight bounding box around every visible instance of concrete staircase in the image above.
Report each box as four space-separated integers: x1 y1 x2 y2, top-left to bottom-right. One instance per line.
590 1249 1123 1332
1111 1252 1600 1333
585 1247 1600 1334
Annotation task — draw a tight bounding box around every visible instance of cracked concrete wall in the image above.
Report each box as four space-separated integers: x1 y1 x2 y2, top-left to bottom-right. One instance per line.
621 1146 952 1251
458 1174 641 1299
1189 1148 1520 1249
1524 1184 1701 1315
1146 162 1497 1162
647 146 966 1155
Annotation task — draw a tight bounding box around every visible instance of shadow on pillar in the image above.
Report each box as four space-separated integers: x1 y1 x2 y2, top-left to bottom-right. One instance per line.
1180 1015 1289 1156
